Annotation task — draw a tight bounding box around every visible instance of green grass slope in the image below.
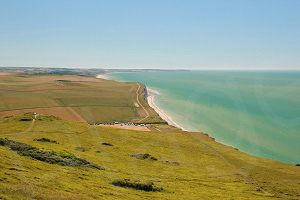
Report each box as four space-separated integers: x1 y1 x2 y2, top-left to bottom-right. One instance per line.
0 114 299 199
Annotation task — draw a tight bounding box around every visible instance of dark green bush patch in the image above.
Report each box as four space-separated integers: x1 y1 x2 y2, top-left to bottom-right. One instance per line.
0 138 103 170
19 118 32 121
102 142 113 146
18 113 35 121
34 138 58 144
112 179 163 192
131 153 157 161
57 80 71 82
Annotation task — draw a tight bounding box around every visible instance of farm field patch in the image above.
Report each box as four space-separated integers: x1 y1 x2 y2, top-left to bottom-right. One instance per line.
0 72 13 76
57 97 133 107
27 75 103 82
0 96 60 111
72 106 138 123
0 74 163 123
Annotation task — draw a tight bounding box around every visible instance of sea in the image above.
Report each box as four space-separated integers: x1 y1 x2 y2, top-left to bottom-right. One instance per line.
108 71 300 164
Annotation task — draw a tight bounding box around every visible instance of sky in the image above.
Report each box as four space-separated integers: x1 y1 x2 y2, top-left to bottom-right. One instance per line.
0 0 300 69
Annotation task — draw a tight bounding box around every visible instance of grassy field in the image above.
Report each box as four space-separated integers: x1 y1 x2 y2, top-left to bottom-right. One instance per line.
0 107 86 122
0 74 163 124
72 106 137 123
0 114 299 199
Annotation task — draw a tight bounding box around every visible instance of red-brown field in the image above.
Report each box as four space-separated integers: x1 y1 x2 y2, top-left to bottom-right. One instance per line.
0 72 13 76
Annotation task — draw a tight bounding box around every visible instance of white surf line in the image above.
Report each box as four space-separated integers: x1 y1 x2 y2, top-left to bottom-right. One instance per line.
136 83 150 122
147 93 188 131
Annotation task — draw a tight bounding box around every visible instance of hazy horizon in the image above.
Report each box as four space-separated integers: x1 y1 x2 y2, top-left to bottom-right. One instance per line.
1 66 300 71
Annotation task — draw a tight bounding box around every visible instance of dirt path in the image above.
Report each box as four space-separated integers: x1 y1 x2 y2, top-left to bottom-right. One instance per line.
1 114 38 137
135 83 150 122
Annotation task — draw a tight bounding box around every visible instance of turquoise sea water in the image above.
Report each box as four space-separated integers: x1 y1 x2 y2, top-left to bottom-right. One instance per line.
109 71 300 164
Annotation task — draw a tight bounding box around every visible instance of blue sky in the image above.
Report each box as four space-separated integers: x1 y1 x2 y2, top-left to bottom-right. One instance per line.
1 0 300 69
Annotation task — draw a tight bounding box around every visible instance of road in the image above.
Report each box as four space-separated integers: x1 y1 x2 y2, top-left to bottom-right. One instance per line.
135 83 150 123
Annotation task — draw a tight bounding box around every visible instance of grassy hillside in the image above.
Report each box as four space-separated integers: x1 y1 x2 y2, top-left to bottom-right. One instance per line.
0 74 163 124
0 114 299 199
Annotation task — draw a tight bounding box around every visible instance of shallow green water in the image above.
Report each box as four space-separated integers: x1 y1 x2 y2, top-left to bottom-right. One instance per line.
109 71 300 164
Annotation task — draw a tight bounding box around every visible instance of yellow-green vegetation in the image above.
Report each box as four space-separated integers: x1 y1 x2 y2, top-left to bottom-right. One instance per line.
72 106 137 123
0 114 299 199
112 179 163 192
0 138 102 170
0 74 163 124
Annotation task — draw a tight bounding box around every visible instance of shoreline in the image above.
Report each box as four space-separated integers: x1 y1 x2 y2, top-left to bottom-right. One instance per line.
147 93 188 131
96 74 109 80
97 74 188 131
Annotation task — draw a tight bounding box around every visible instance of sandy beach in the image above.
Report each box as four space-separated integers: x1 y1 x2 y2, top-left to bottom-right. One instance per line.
147 94 187 131
96 74 109 80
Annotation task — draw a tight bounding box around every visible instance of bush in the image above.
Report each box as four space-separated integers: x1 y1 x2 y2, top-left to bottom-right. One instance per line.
112 179 163 192
19 118 32 121
0 138 103 170
18 113 35 121
34 138 58 144
131 153 157 161
102 142 113 146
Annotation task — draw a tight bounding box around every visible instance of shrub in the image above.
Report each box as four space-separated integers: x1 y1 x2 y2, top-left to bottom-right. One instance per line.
131 153 157 161
102 142 113 146
112 179 163 192
34 138 58 144
19 118 32 121
18 113 35 121
0 138 103 170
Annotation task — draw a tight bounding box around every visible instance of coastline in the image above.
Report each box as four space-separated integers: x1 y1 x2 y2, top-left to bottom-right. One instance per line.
147 92 188 131
97 73 187 131
96 74 109 80
96 73 300 164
